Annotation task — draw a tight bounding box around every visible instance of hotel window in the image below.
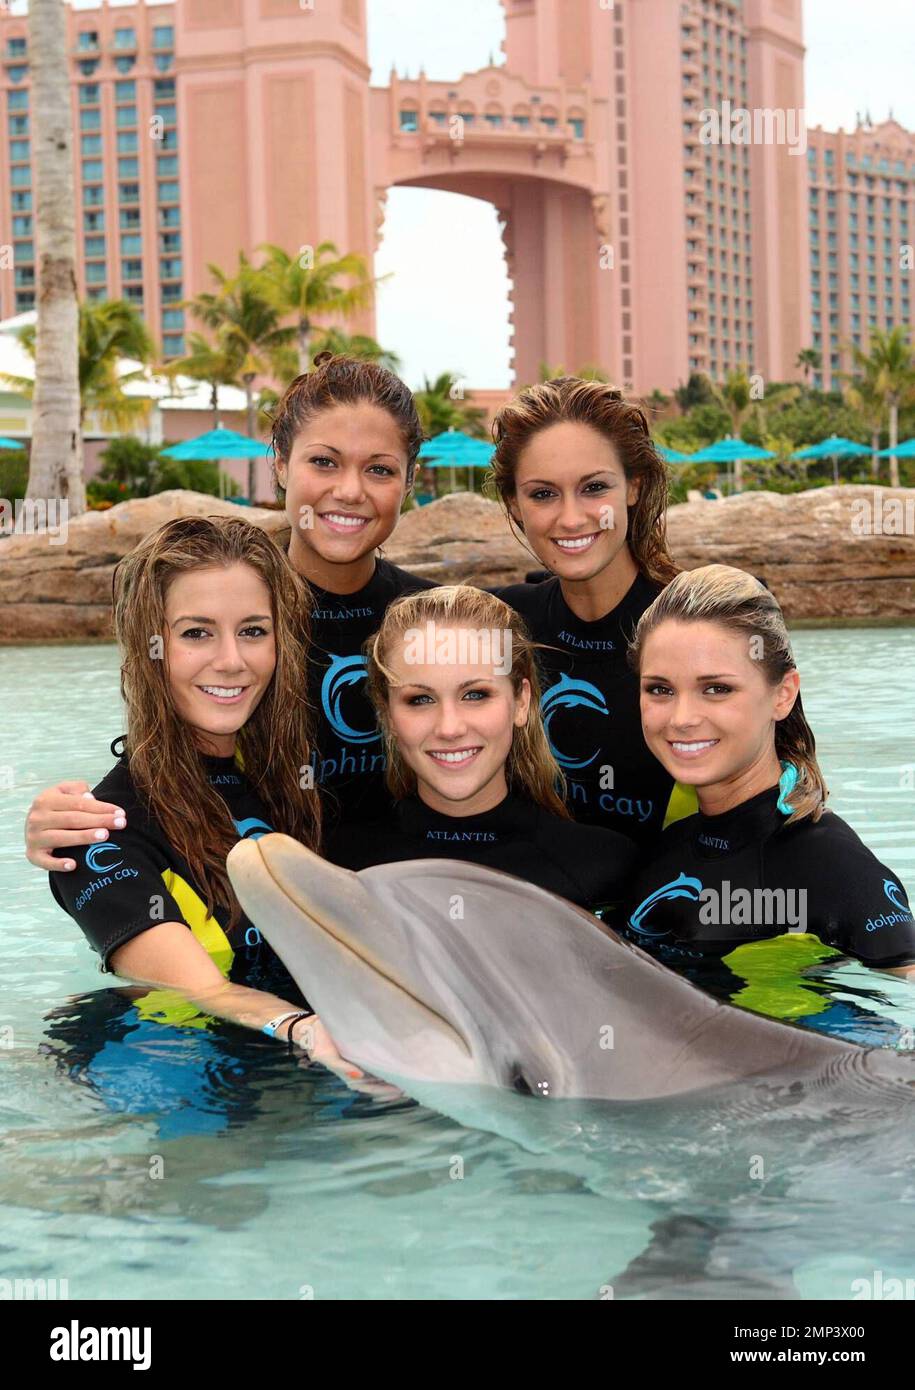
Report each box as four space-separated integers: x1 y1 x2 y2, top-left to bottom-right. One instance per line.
121 234 142 255
115 80 137 102
83 186 104 206
160 130 179 151
116 107 137 129
10 166 30 186
11 191 31 210
569 118 585 139
122 259 142 280
7 65 27 82
162 309 184 331
86 287 105 301
80 109 101 131
484 113 504 128
155 104 177 126
6 37 27 58
152 26 174 49
14 239 33 261
77 31 99 52
118 157 139 178
160 258 182 278
9 139 29 161
124 285 143 304
12 215 30 236
14 266 35 286
162 335 185 356
115 57 136 73
159 206 180 228
160 231 181 253
82 160 103 182
8 114 28 137
157 155 179 177
154 79 176 99
8 89 28 110
162 282 182 303
84 236 105 257
398 109 418 132
117 133 139 154
119 208 141 229
153 54 173 72
81 135 102 155
79 84 99 106
119 183 140 204
86 263 106 283
158 181 179 202
114 28 136 50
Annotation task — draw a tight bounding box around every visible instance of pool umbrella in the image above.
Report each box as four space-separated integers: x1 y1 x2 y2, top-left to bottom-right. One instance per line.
876 438 915 458
792 435 868 486
654 443 691 463
688 436 775 493
0 436 23 449
160 426 273 500
419 430 495 493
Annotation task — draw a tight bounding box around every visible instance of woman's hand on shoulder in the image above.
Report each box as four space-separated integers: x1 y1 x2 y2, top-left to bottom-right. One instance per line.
25 780 126 871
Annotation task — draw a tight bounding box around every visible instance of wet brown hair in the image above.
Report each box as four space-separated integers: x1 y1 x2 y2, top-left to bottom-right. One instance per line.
629 564 827 823
112 515 321 932
489 377 678 585
268 352 424 492
365 584 570 817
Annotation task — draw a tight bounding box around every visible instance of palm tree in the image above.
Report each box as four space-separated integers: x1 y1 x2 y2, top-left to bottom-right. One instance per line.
850 328 915 488
257 242 379 375
2 299 156 433
27 0 84 514
186 255 294 498
165 330 244 430
843 377 884 479
413 372 487 439
796 347 821 386
710 368 798 491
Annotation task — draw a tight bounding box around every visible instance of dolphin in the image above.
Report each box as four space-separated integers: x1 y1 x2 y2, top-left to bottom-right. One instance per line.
226 835 914 1104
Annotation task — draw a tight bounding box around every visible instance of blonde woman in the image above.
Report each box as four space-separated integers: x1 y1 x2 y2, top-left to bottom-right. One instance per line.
327 585 639 915
624 564 915 977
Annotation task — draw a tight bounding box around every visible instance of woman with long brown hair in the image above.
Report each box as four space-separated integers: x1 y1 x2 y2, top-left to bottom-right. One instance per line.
625 564 915 976
327 584 638 913
46 515 363 1068
26 354 434 869
490 376 694 847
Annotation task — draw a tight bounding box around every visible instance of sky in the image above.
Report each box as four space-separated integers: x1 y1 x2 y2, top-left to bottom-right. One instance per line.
47 1 915 388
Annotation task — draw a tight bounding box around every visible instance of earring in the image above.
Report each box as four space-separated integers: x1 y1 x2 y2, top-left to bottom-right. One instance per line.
776 760 798 815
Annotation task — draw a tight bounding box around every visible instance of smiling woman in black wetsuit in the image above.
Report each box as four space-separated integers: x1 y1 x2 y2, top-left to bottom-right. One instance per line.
489 377 696 848
327 584 638 913
625 564 915 978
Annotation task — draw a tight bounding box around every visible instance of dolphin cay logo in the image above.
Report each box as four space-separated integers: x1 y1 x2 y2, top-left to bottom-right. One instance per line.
85 842 123 874
321 653 380 745
628 872 704 938
865 878 914 933
233 817 273 841
541 673 609 770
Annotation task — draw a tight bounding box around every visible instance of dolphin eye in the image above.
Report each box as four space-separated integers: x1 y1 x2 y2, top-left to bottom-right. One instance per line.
511 1072 533 1097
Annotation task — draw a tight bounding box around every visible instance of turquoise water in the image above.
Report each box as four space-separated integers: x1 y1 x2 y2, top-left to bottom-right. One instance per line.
1 630 914 1301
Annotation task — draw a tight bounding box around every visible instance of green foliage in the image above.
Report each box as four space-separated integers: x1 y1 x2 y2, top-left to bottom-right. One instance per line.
151 457 241 497
96 436 161 498
0 450 30 502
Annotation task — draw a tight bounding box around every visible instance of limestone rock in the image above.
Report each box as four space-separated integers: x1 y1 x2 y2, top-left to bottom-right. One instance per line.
0 491 286 642
385 491 534 586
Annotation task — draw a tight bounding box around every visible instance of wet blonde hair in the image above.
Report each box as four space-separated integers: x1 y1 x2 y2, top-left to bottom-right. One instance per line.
365 584 569 817
628 564 827 824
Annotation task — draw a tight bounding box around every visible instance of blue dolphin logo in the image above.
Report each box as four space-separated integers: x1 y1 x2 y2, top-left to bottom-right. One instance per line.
541 672 609 770
884 879 909 914
321 653 381 745
628 871 704 939
85 841 124 874
233 817 273 841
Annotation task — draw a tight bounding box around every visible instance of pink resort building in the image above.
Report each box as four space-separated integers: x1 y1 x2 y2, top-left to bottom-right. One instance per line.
0 0 911 425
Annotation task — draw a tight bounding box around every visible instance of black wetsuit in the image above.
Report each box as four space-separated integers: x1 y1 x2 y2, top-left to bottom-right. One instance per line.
307 558 436 832
49 745 307 1004
494 571 685 846
328 790 640 914
623 784 915 969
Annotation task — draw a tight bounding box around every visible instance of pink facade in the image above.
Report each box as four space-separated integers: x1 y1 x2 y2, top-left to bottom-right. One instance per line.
0 0 907 400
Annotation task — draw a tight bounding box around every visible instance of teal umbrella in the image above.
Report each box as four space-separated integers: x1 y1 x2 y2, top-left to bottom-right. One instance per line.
792 435 868 485
876 438 915 458
654 443 691 464
689 437 775 493
160 427 273 501
160 427 273 461
0 436 24 449
419 430 494 492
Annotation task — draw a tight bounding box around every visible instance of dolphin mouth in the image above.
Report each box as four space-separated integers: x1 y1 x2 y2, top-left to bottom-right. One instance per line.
230 836 472 1059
